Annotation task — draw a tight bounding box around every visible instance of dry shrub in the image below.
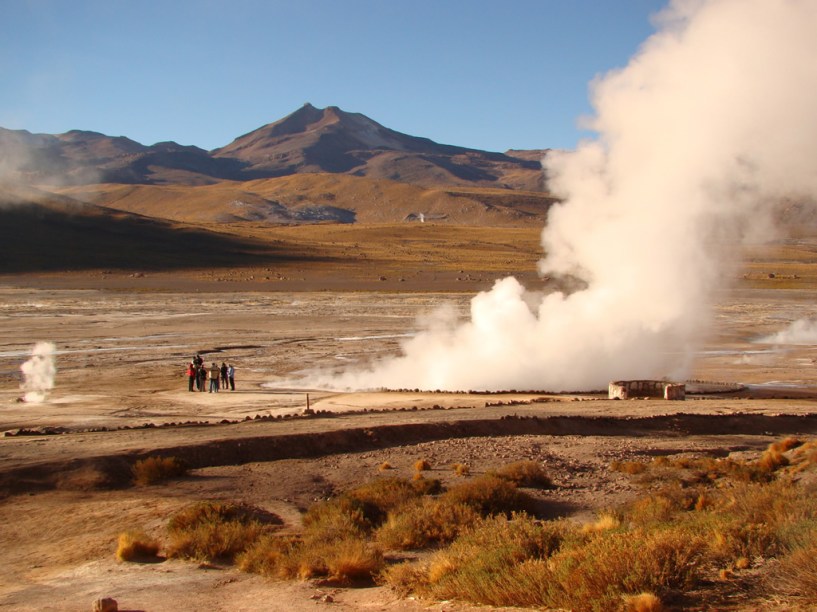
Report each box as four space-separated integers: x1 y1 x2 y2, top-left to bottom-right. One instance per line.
384 515 566 607
541 527 705 611
452 463 470 476
345 477 427 525
581 513 620 534
623 486 702 526
166 501 280 562
302 477 426 542
708 520 780 563
381 560 427 597
116 530 160 562
771 538 817 601
490 460 553 488
414 459 431 472
442 475 535 517
132 455 188 486
302 496 371 542
611 460 649 475
376 498 479 550
757 448 790 474
621 592 664 612
240 533 383 582
322 537 384 582
237 534 300 577
770 436 802 454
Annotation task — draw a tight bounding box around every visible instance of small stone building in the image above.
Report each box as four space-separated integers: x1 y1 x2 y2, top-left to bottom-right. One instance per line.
608 380 685 401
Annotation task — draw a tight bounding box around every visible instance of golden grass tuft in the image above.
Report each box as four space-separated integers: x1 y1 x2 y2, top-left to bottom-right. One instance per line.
581 513 620 534
378 461 393 471
611 460 649 475
116 530 160 562
621 592 664 612
770 436 802 454
414 459 431 472
757 448 789 474
452 462 470 476
490 460 553 488
132 455 188 486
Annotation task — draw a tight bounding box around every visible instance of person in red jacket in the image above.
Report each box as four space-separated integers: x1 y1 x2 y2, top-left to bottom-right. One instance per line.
186 362 196 392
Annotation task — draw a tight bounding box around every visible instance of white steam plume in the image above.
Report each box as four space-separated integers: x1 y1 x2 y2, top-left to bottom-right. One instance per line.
306 0 817 391
20 342 57 403
757 319 817 346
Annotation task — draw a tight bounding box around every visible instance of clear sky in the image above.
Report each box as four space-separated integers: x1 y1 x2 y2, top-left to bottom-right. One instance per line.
0 0 668 153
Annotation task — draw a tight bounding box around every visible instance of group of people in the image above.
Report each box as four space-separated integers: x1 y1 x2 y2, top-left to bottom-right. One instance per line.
186 354 235 392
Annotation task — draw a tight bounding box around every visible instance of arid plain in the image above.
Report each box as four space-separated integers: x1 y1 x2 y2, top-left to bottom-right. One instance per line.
2 225 817 611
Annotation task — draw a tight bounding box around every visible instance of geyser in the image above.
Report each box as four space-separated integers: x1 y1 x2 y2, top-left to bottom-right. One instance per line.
307 0 817 392
20 341 56 403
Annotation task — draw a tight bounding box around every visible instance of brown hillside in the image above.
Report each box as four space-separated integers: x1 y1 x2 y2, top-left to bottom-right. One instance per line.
0 184 314 273
57 174 556 226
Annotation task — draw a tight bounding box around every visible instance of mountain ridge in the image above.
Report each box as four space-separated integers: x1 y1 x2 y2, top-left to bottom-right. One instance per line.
0 103 547 190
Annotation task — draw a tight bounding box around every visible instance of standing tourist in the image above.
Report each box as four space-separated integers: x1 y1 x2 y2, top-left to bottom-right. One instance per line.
220 362 228 389
198 364 207 392
209 362 220 393
186 362 196 392
228 363 235 390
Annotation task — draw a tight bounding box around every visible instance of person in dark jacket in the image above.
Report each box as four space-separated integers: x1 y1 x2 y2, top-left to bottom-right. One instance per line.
198 364 207 392
220 362 228 390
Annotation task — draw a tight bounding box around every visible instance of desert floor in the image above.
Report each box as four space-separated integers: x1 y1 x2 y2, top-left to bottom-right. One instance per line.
1 267 817 611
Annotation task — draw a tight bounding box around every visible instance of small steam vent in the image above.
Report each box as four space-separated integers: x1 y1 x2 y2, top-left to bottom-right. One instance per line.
608 380 685 401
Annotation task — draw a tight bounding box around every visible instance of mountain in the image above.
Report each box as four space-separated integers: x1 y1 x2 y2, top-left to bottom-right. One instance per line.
0 104 546 190
212 103 545 190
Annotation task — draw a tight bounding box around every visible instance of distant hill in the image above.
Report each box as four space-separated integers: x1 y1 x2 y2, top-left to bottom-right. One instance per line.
0 104 547 191
0 184 296 272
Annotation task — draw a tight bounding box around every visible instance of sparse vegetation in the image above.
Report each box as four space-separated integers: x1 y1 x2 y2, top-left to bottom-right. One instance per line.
122 442 817 609
131 455 188 486
166 501 281 562
379 438 817 610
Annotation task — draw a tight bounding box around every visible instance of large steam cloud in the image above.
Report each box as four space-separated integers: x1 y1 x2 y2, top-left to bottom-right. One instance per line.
304 0 817 392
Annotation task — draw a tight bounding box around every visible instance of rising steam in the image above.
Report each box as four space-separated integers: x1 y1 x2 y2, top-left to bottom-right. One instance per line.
306 0 817 392
757 319 817 346
20 342 57 403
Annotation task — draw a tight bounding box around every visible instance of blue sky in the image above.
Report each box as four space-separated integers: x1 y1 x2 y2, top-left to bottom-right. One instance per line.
1 0 667 153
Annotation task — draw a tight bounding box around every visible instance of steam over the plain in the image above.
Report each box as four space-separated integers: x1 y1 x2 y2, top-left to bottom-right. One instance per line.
308 0 817 392
20 342 57 403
